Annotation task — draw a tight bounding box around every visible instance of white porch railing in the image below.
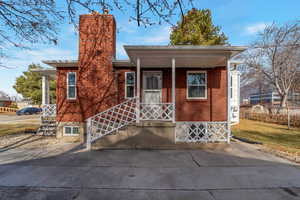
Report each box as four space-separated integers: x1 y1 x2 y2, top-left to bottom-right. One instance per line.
175 121 228 142
42 104 56 117
87 97 137 144
140 103 174 121
86 99 176 149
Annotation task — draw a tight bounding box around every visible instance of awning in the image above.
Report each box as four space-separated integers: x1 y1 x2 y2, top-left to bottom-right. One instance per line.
30 68 56 78
124 45 247 68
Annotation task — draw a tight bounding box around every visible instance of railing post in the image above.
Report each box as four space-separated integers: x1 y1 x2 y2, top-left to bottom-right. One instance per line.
136 57 141 123
227 58 231 144
86 118 91 150
42 75 50 105
172 58 176 123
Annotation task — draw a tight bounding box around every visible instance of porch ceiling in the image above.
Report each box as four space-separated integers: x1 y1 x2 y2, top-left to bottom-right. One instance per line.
124 45 247 68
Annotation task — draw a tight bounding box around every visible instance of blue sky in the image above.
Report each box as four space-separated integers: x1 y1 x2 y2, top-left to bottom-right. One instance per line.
1 0 299 96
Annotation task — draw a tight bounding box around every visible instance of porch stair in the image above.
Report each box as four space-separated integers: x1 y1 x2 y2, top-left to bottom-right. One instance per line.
86 97 137 147
37 116 57 136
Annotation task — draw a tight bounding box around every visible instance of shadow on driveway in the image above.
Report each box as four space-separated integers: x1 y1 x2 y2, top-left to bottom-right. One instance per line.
0 141 299 200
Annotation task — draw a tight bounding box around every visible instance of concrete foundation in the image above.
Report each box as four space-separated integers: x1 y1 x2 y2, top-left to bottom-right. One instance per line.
56 121 85 143
92 122 228 150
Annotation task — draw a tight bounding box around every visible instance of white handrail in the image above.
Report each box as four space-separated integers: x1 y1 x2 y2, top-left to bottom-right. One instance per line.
86 98 176 150
86 97 137 149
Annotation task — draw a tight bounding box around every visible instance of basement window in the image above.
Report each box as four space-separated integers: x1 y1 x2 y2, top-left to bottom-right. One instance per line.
67 72 76 100
187 71 207 99
125 72 135 99
64 126 80 136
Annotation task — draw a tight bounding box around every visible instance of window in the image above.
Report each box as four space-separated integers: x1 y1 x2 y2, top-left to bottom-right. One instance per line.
187 71 207 99
67 72 76 99
64 126 80 136
125 72 135 98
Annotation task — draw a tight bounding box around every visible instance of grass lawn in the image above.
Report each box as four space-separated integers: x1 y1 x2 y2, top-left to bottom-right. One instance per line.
232 119 300 154
0 123 39 137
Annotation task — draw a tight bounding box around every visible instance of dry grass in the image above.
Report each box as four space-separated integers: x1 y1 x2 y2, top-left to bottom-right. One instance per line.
0 112 17 116
0 123 39 136
232 119 300 154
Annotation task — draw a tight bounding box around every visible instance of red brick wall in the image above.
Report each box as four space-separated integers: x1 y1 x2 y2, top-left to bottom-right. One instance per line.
56 13 117 122
175 67 228 121
115 67 228 121
0 101 12 107
56 68 82 122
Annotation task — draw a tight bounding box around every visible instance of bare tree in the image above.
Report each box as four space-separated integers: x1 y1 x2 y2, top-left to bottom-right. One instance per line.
239 62 271 103
0 0 194 66
243 21 300 107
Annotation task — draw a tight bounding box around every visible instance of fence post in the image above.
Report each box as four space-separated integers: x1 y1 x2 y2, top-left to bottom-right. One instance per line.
287 106 290 129
86 118 91 150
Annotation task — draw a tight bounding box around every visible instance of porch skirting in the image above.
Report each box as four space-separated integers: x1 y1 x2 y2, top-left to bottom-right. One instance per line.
175 121 229 143
91 121 229 150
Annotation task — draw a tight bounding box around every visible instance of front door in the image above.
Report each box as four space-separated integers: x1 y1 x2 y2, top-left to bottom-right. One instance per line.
142 71 162 104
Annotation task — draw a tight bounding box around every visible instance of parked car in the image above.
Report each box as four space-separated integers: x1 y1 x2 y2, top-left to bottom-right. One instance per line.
16 107 42 115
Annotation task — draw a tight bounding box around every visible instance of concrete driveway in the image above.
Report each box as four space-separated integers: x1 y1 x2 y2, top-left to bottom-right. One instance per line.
0 141 299 200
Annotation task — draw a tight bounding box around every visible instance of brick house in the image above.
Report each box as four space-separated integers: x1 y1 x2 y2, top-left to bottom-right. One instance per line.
0 91 12 107
33 12 246 149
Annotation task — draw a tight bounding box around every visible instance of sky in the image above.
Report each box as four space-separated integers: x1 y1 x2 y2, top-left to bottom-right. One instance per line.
0 0 299 97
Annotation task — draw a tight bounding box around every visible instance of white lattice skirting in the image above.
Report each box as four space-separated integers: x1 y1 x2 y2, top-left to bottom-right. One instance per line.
175 122 229 143
42 104 56 117
140 103 174 121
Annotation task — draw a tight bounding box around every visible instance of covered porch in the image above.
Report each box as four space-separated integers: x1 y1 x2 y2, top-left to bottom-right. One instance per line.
31 68 57 117
124 45 245 124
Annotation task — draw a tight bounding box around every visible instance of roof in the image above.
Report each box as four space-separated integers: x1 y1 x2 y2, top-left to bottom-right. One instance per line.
42 60 78 68
41 45 247 68
124 45 247 68
30 68 56 77
124 45 247 59
0 91 10 101
124 45 247 51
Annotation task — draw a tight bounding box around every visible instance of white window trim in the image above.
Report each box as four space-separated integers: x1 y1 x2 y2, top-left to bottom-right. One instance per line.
125 71 135 99
186 70 207 100
67 72 76 100
63 126 80 136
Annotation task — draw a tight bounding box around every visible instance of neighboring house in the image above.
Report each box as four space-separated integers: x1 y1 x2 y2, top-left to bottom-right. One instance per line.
33 11 246 149
16 98 33 109
249 91 300 106
0 91 12 107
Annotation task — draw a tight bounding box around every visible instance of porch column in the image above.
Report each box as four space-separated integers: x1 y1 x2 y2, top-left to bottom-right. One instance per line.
42 75 50 105
136 57 141 123
227 58 231 143
172 58 176 123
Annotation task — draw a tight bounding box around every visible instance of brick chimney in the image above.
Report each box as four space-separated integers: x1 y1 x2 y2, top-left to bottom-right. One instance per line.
77 11 118 119
79 11 116 63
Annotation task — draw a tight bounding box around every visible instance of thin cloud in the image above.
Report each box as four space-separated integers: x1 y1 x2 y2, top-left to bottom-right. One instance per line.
245 23 269 35
139 26 171 44
2 47 76 69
